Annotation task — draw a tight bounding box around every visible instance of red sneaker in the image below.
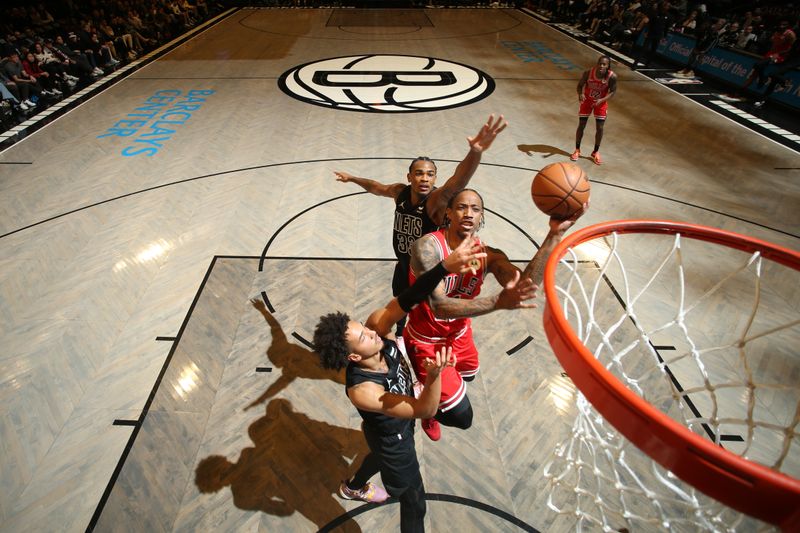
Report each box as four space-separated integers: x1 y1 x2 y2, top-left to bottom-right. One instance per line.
421 418 441 441
591 151 602 165
570 148 580 161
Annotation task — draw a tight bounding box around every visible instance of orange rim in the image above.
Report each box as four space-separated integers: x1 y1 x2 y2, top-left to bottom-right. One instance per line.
543 220 800 530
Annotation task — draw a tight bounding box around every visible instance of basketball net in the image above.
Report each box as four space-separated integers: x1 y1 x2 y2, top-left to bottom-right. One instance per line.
542 221 800 532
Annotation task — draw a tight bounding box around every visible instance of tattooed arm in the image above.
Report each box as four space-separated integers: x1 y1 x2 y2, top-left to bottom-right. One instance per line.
521 204 590 286
410 234 536 320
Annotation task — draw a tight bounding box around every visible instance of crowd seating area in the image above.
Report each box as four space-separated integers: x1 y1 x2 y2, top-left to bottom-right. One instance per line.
3 0 798 133
1 0 226 133
530 0 798 64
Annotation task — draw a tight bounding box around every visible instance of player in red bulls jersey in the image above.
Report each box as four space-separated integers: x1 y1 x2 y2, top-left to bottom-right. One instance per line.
333 114 507 336
405 188 588 440
570 55 617 166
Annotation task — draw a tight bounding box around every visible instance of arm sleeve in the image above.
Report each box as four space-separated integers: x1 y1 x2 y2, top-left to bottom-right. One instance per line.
397 262 448 312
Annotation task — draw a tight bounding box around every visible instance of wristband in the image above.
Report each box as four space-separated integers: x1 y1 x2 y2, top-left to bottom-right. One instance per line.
398 262 448 312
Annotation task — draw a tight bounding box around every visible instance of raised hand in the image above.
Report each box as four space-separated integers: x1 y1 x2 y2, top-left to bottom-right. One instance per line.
334 171 355 183
421 345 455 379
467 114 508 154
442 236 487 274
495 270 538 310
549 201 590 234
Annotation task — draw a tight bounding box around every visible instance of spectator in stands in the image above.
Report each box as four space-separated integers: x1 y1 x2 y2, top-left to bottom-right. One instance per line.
67 31 104 75
126 9 157 45
98 19 135 61
51 35 99 78
113 15 150 55
1 69 35 110
632 1 674 69
2 51 43 105
79 21 121 68
678 9 699 35
1 79 27 112
735 24 758 51
740 20 796 93
674 17 726 77
22 51 62 97
754 18 800 108
33 41 78 87
719 21 740 48
593 4 625 42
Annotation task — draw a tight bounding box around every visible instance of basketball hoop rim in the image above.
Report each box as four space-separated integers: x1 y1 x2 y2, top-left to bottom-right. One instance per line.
542 219 800 530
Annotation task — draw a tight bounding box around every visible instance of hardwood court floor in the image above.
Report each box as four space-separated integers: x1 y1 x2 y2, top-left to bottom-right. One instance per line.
0 7 798 533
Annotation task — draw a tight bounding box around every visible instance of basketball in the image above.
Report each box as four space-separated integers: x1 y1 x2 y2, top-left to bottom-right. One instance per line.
531 162 591 220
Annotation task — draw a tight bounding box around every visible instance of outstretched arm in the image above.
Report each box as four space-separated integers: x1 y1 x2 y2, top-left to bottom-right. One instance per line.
349 346 454 419
334 171 406 199
427 114 508 223
522 204 589 286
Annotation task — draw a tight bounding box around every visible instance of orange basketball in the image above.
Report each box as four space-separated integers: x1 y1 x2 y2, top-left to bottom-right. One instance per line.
531 162 590 220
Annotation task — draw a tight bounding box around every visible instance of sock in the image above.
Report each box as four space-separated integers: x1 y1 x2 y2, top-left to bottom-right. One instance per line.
593 145 600 153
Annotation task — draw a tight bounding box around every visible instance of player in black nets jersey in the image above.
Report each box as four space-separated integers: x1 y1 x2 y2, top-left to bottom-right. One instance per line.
334 114 507 335
313 237 490 533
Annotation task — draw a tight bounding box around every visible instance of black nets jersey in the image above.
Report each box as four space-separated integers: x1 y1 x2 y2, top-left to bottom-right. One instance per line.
392 185 439 265
346 339 414 436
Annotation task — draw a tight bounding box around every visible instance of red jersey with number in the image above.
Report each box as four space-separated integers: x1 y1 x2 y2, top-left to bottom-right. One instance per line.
405 229 486 342
583 67 614 102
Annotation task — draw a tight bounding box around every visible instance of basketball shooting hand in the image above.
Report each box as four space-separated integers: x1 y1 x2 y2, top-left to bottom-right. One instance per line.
467 114 508 153
550 201 589 234
443 236 487 275
334 171 354 183
421 345 456 380
495 270 537 310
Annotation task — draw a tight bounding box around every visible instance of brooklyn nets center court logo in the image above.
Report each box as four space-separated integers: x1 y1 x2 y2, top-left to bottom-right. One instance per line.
278 54 495 113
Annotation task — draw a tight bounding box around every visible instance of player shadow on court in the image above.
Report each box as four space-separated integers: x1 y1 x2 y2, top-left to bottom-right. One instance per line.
195 398 368 532
245 297 345 411
517 143 574 160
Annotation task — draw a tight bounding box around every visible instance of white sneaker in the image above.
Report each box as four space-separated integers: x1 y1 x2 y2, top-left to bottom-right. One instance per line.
18 101 30 111
24 99 36 107
41 89 52 96
67 74 79 81
52 88 63 95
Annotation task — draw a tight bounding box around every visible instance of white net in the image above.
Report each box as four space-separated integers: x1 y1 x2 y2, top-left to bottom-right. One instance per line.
543 229 800 532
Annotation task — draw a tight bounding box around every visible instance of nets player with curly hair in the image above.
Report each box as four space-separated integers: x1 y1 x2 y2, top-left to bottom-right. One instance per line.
333 114 507 336
312 237 487 533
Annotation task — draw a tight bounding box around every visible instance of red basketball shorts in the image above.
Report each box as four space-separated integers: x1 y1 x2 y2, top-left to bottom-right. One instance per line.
405 325 479 412
579 99 608 119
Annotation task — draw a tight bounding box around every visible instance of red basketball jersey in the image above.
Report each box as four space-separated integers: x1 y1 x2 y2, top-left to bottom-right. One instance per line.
405 229 486 342
583 67 614 101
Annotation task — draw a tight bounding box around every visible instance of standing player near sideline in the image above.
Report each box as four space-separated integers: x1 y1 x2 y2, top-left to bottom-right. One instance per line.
571 56 617 166
405 189 587 441
334 114 507 335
